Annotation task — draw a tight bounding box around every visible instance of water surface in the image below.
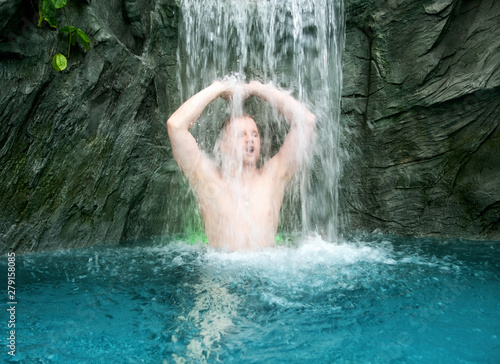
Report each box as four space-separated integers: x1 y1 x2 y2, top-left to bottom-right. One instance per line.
2 235 499 363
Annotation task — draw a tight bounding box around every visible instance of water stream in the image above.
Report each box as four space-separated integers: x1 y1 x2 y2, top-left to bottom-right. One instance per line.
174 0 345 241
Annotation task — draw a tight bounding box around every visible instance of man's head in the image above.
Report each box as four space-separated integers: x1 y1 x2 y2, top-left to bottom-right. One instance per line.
219 114 261 168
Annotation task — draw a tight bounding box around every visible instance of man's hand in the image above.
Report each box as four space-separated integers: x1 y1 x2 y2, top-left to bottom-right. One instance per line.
210 81 232 101
217 80 263 102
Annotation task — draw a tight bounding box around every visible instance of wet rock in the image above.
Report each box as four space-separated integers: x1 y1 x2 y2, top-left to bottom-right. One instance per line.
341 0 500 240
0 0 181 253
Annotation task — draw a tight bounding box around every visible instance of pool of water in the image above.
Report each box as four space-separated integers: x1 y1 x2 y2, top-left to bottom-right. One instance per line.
2 234 499 363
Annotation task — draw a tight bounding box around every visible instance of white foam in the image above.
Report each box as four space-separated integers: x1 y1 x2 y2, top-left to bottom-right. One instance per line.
203 234 397 272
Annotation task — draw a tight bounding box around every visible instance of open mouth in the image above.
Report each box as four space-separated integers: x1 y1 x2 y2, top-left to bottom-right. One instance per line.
246 146 254 154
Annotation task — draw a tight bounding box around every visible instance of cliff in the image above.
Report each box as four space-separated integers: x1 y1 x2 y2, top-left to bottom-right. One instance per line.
0 0 181 252
0 0 498 253
340 0 500 240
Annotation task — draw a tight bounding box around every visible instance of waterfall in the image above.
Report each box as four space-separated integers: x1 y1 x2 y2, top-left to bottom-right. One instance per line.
175 0 344 242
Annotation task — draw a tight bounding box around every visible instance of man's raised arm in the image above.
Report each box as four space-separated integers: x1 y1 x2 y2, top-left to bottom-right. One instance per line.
167 81 231 180
246 81 317 180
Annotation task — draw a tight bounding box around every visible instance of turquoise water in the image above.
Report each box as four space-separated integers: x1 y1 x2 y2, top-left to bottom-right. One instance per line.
2 235 499 363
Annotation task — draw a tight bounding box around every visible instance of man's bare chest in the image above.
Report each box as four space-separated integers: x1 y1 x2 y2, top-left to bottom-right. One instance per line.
197 176 283 218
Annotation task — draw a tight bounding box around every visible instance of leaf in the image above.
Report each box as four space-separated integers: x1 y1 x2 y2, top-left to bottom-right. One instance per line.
52 53 67 72
60 26 76 34
38 2 44 27
42 0 58 28
77 29 91 51
52 0 67 9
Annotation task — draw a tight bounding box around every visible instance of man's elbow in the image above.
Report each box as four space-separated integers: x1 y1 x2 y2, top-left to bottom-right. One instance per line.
166 116 179 134
166 116 174 128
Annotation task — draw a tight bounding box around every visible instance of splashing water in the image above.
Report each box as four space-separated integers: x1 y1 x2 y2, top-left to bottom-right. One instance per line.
7 236 500 362
174 0 345 242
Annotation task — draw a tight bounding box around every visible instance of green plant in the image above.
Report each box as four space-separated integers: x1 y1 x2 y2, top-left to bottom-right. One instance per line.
33 0 90 72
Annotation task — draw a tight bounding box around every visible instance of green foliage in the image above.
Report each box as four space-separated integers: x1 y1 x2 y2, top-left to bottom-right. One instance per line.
52 0 68 8
61 26 90 51
39 0 58 27
52 53 67 72
38 0 67 28
35 0 90 72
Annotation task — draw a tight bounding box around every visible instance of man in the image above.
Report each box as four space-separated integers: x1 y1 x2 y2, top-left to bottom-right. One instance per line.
167 80 316 251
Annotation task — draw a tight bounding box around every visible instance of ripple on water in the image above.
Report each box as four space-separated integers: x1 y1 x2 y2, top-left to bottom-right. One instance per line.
2 234 498 363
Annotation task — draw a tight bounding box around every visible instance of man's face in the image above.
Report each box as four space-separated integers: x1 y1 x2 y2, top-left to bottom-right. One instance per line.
221 116 261 167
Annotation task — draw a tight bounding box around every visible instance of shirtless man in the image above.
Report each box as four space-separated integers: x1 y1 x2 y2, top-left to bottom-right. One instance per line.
167 80 316 251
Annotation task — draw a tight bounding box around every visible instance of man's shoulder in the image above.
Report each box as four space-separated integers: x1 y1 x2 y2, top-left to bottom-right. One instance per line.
186 153 221 187
261 153 291 179
256 158 289 189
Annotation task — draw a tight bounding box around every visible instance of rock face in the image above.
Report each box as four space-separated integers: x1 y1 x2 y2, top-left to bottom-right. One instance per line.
340 0 500 240
0 0 182 253
0 0 498 253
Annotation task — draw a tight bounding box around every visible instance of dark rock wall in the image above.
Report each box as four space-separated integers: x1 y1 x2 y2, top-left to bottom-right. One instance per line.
340 0 500 240
0 0 498 253
0 0 181 253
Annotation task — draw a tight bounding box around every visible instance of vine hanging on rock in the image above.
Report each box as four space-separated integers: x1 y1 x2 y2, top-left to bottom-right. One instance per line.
34 0 90 72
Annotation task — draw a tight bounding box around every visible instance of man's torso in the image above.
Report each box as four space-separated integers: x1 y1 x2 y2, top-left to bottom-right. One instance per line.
195 163 286 250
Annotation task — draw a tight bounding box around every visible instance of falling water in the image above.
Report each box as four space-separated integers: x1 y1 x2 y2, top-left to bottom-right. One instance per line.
175 0 345 242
